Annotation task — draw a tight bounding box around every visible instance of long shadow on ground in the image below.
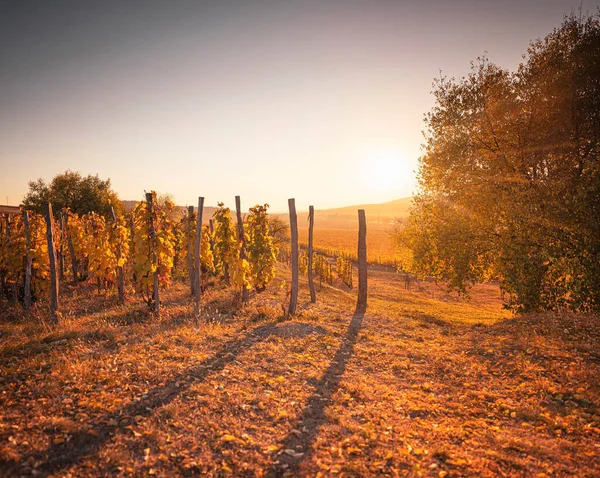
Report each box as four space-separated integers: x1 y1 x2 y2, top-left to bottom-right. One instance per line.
270 307 365 476
5 320 324 476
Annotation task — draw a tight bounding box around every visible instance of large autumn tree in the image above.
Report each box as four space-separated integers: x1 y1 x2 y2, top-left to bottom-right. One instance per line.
398 14 600 312
22 170 122 218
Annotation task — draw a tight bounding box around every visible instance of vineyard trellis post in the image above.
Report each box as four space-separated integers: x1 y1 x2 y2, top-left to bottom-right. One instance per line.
44 203 59 322
308 205 316 303
64 212 79 284
194 197 204 317
288 198 299 316
110 206 125 303
22 210 32 309
357 209 367 311
5 214 18 305
145 192 160 314
58 212 65 281
235 195 249 304
187 205 195 296
209 219 217 270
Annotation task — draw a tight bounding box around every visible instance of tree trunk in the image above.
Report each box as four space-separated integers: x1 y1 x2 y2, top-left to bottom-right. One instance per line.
357 209 367 312
308 205 316 303
288 198 299 316
44 203 59 322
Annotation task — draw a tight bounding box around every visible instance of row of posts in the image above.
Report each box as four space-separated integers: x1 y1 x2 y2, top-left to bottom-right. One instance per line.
287 198 367 315
5 197 367 323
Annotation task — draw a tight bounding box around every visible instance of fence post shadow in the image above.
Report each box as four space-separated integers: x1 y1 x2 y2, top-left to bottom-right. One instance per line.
271 306 365 475
13 321 283 476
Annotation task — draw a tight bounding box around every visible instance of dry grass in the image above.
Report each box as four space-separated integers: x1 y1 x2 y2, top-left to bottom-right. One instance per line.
0 265 599 477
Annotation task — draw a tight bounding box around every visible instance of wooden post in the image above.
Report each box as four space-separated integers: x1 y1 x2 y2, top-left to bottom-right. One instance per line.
64 213 78 284
22 210 33 309
0 217 4 301
209 219 217 270
187 205 195 296
58 212 65 281
357 209 367 312
5 214 19 305
90 213 102 294
288 198 299 316
194 197 204 317
308 205 316 303
235 196 249 304
146 192 160 314
44 203 59 322
110 207 125 303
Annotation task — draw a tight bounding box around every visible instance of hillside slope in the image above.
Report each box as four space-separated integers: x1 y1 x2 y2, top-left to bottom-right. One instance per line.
1 264 598 477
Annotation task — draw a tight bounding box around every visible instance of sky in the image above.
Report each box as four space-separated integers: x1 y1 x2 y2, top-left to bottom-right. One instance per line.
1 0 598 212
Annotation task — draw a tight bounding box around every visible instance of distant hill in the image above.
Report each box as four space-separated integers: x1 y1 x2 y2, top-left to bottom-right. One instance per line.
273 197 413 230
122 197 413 228
314 197 412 221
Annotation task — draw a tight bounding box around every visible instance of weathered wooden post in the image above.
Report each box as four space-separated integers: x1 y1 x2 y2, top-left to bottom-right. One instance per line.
0 216 5 301
187 205 195 296
110 207 125 303
146 192 160 314
308 205 316 303
235 196 249 304
64 213 78 284
58 212 65 281
194 197 204 318
357 209 367 312
209 219 217 270
4 213 17 305
288 198 299 316
43 203 59 322
22 210 32 309
89 213 102 294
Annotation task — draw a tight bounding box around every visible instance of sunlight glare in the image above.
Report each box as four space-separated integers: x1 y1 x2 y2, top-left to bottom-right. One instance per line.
364 148 412 193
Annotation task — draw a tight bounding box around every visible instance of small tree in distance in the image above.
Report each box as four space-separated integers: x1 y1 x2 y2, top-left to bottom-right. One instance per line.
22 170 122 218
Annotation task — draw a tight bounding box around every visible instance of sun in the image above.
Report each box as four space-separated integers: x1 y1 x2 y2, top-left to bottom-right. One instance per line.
364 148 413 193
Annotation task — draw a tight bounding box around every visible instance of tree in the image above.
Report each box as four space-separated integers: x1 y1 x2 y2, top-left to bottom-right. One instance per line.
268 216 289 250
22 170 122 218
398 13 600 312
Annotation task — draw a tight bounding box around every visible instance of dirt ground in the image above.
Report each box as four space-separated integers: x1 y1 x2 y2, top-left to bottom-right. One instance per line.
1 265 599 477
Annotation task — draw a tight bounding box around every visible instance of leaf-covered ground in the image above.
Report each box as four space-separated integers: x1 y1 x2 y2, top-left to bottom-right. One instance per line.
1 266 599 477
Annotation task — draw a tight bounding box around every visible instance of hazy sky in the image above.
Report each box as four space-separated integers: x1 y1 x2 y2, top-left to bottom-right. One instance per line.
1 0 598 211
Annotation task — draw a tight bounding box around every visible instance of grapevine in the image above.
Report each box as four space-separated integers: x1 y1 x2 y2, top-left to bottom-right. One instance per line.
131 192 176 304
336 255 353 288
314 253 333 286
0 211 52 303
212 203 248 288
246 204 278 291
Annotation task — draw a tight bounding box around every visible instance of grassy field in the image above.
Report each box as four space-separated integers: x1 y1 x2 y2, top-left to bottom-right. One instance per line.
1 264 599 477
